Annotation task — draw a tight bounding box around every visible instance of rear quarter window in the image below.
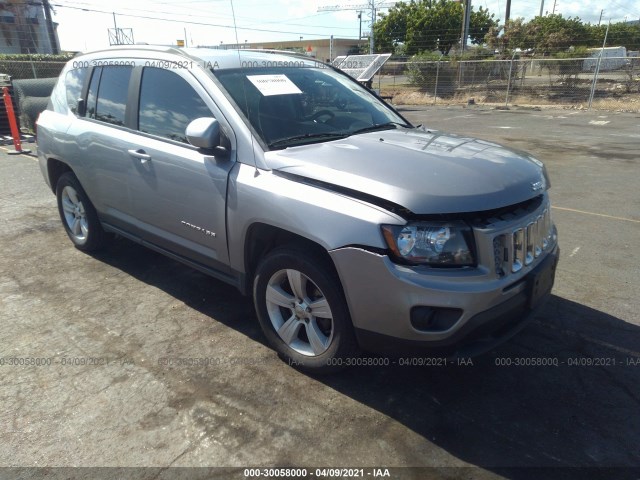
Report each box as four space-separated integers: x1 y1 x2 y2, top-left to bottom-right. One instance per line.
65 68 88 115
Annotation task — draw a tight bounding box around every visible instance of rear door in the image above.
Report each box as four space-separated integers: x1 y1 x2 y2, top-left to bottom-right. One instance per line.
65 65 136 228
125 65 235 273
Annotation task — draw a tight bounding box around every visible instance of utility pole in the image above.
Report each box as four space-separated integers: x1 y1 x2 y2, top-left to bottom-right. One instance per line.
588 20 609 109
108 13 134 46
330 35 334 61
318 1 397 54
370 4 377 53
552 0 557 15
460 0 471 52
539 0 545 17
113 12 120 45
598 9 603 26
505 0 511 25
42 0 59 54
358 11 362 39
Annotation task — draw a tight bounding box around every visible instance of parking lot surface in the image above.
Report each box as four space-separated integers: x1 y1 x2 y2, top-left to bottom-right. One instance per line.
1 106 639 478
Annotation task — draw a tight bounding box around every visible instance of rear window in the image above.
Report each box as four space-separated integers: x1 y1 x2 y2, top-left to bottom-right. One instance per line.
94 66 133 127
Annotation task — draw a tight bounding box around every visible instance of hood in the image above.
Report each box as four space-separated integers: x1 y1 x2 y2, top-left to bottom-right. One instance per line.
265 128 547 215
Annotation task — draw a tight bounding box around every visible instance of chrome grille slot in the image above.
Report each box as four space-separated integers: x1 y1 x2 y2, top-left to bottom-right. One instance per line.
542 208 550 250
492 203 555 277
525 222 535 265
513 228 524 273
493 236 505 276
534 215 543 258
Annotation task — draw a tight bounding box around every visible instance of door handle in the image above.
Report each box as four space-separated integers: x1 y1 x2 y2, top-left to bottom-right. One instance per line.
128 149 151 163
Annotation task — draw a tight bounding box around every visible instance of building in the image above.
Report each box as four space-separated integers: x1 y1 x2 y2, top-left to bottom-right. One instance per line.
206 38 367 63
0 0 59 54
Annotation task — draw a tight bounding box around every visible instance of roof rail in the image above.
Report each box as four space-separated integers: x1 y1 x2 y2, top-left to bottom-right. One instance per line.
75 44 189 58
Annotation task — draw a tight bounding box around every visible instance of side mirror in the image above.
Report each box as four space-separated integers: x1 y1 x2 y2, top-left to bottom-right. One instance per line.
186 117 220 149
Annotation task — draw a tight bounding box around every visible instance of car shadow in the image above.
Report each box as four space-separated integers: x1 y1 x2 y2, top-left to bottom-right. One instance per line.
90 236 263 342
91 237 640 477
318 294 640 477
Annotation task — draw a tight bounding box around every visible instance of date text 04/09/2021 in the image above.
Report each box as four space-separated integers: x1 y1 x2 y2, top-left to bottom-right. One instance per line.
243 468 392 477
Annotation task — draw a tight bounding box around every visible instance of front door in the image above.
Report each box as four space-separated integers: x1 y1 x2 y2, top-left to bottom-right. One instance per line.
125 66 235 273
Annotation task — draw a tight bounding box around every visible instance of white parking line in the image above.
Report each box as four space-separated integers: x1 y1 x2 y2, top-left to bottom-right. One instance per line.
442 114 476 121
610 133 640 138
552 206 640 224
0 147 37 160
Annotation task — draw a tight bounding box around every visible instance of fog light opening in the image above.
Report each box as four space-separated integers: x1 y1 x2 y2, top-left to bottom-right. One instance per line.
410 306 463 332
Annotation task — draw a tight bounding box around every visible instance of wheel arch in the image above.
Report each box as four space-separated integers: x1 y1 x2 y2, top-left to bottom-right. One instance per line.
47 158 73 194
242 222 338 295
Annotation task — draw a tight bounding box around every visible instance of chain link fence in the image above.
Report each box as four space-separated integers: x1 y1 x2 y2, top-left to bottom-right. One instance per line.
0 59 67 80
0 60 67 134
377 57 640 111
0 57 638 113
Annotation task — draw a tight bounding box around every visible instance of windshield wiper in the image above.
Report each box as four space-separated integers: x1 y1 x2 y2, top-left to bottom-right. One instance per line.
268 133 348 149
349 122 411 136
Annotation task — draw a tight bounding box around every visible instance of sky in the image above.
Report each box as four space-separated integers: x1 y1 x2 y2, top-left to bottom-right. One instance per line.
51 0 639 52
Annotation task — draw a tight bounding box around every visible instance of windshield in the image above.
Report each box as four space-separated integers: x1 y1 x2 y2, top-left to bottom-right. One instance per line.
213 66 411 149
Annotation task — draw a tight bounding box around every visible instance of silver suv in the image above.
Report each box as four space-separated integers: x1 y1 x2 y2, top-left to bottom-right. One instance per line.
37 46 559 372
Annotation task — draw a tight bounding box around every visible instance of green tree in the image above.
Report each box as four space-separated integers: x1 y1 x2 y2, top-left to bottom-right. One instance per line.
588 22 640 51
374 0 498 55
373 1 419 54
469 6 498 49
484 14 640 56
484 18 528 53
520 15 589 53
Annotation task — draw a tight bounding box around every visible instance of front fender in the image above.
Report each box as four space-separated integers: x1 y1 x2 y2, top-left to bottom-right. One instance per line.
226 163 404 273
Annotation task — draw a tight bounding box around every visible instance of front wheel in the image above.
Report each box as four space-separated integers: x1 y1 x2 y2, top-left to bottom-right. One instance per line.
253 247 358 373
56 172 107 251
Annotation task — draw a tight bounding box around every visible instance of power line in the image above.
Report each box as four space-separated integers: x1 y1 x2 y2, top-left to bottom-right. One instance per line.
55 0 349 30
606 0 639 19
51 3 361 38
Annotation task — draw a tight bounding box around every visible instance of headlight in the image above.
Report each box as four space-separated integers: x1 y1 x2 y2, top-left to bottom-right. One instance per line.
381 222 475 266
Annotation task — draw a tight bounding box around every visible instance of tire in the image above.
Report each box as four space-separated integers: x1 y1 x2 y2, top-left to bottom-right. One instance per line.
55 172 107 252
253 246 359 373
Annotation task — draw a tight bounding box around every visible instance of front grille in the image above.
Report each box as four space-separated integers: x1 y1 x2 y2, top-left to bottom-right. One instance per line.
493 207 555 277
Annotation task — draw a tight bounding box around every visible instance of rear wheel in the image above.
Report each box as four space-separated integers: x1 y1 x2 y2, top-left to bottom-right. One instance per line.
253 246 358 373
56 172 107 251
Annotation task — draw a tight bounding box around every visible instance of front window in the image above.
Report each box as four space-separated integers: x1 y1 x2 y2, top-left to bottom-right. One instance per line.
214 66 410 149
138 67 211 143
